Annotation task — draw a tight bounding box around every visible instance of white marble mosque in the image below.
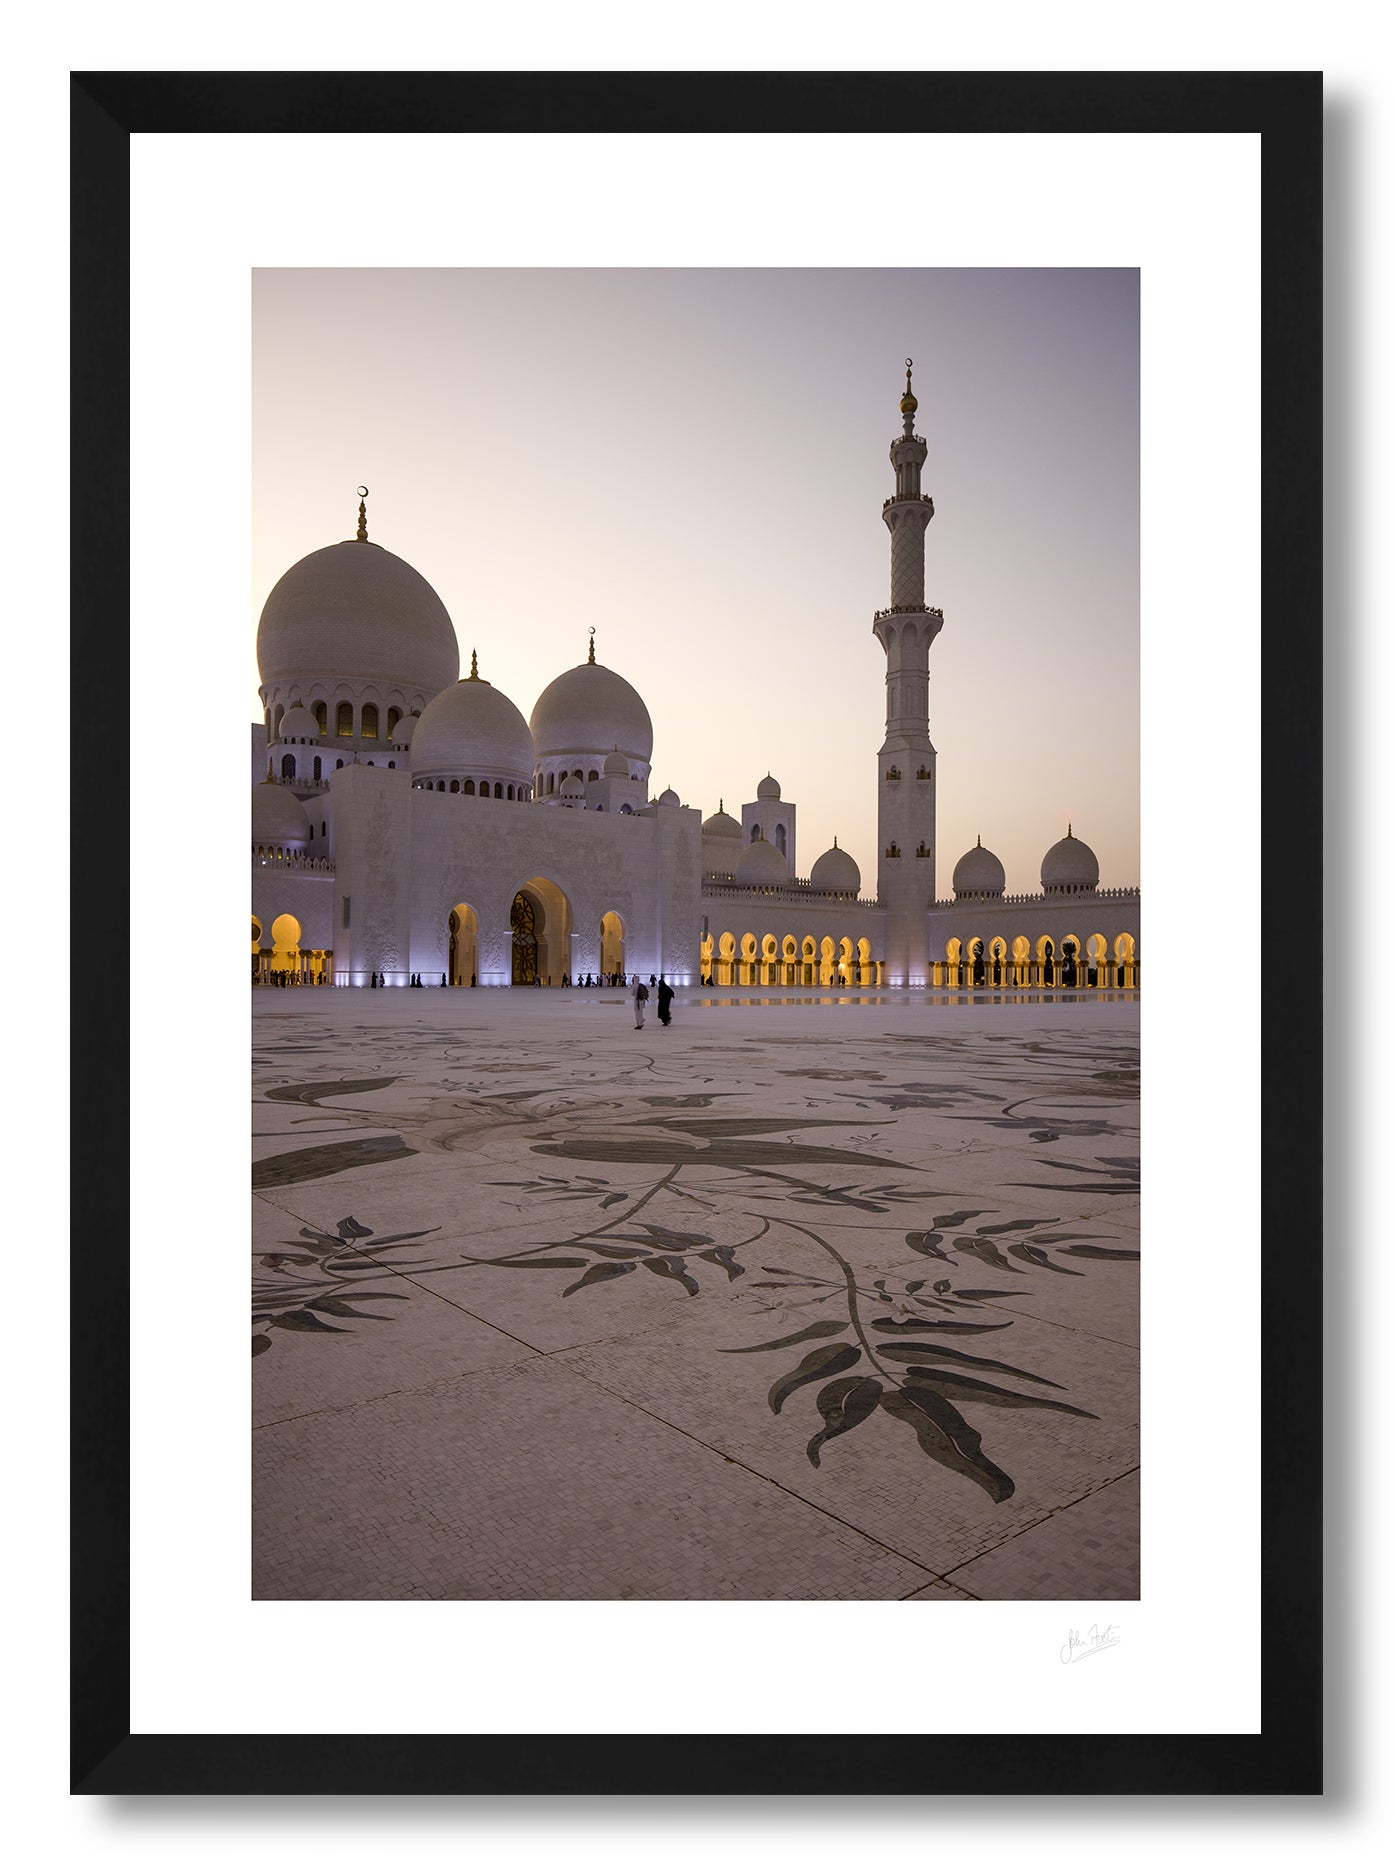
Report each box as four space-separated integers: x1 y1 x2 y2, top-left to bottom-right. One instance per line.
252 367 1141 992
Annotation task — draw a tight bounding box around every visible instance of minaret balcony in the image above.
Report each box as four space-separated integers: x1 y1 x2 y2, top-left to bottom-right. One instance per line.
882 493 935 509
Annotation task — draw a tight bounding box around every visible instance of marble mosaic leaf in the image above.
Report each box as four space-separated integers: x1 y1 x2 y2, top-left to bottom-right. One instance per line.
870 1316 1014 1334
562 1260 637 1297
720 1321 851 1355
1057 1243 1140 1261
769 1343 863 1414
1007 1242 1083 1275
873 1341 1064 1388
879 1385 1015 1504
252 1135 417 1188
952 1235 1023 1273
531 1137 907 1171
904 1368 1098 1420
490 1256 587 1269
643 1257 699 1295
270 1309 348 1334
264 1077 400 1105
806 1376 883 1466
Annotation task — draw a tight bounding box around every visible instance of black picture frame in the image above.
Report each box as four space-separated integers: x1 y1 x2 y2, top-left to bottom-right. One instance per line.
75 69 1321 1797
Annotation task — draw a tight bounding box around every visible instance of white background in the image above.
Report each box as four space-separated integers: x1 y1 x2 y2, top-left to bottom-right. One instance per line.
9 1 1383 1849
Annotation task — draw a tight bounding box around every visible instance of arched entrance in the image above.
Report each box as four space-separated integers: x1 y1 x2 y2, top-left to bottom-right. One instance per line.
600 910 626 983
251 915 263 982
1115 932 1137 988
700 934 714 984
510 877 572 985
448 903 479 986
269 912 302 982
857 937 873 986
717 931 736 987
739 932 757 986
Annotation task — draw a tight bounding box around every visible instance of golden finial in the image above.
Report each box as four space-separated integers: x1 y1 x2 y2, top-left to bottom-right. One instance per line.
588 627 596 665
899 358 918 419
467 649 480 680
976 833 981 847
1067 822 1073 838
263 758 275 784
355 487 369 542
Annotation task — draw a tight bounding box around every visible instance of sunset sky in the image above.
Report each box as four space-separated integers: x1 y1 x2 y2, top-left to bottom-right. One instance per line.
252 267 1139 892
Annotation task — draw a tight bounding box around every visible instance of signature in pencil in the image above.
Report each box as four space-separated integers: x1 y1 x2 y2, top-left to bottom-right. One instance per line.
1061 1623 1121 1665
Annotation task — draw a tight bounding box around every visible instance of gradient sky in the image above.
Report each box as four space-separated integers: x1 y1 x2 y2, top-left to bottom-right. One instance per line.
252 268 1139 892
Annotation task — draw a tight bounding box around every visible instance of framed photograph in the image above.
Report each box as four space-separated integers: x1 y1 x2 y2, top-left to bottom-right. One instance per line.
76 70 1320 1796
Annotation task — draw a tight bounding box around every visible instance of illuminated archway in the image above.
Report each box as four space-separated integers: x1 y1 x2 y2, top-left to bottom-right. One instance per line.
699 933 714 984
857 937 873 986
448 903 480 986
1115 932 1137 988
600 909 626 982
510 877 574 985
251 915 263 983
269 912 302 978
760 933 778 985
1012 933 1031 986
946 936 962 987
781 934 798 985
801 935 817 986
819 936 835 986
837 936 853 986
718 930 736 987
740 932 757 986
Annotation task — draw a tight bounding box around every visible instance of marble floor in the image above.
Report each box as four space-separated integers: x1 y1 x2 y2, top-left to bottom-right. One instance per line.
252 986 1140 1600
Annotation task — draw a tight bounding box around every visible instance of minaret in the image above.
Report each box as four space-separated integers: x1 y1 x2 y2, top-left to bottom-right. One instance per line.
873 361 942 985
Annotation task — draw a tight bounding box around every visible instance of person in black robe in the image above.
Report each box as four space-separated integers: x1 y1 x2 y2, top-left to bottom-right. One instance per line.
657 976 674 1027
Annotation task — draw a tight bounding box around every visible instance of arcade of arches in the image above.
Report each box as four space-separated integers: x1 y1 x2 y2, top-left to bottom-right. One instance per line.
938 932 1138 989
251 912 332 985
699 930 882 987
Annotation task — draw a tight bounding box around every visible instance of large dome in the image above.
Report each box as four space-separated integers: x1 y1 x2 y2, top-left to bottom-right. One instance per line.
736 837 789 884
702 804 742 839
809 843 861 894
1040 826 1099 894
953 838 1006 898
411 674 534 787
530 660 653 763
257 540 460 694
252 777 311 848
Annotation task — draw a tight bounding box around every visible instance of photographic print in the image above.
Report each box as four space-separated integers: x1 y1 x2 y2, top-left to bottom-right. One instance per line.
249 268 1141 1602
71 66 1319 1794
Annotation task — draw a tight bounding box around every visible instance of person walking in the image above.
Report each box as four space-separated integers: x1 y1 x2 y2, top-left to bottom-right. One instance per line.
630 973 648 1029
657 975 673 1027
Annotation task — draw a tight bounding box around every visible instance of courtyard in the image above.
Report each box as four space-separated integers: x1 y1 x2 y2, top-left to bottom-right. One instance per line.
252 986 1140 1601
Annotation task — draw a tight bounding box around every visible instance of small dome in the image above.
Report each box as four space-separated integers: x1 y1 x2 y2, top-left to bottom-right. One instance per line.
1040 826 1099 894
411 673 534 787
657 786 680 807
278 704 318 741
603 747 630 777
252 776 311 848
257 539 459 695
809 843 861 894
703 805 742 839
560 773 585 794
389 713 417 746
531 660 653 764
756 772 782 801
953 838 1006 899
736 837 789 884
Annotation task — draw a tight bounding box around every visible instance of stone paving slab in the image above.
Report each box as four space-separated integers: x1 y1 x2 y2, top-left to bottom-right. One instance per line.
252 989 1140 1600
948 1469 1141 1600
253 1355 928 1601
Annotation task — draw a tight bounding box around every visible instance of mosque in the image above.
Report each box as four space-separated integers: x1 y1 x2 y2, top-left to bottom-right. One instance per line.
251 368 1140 992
